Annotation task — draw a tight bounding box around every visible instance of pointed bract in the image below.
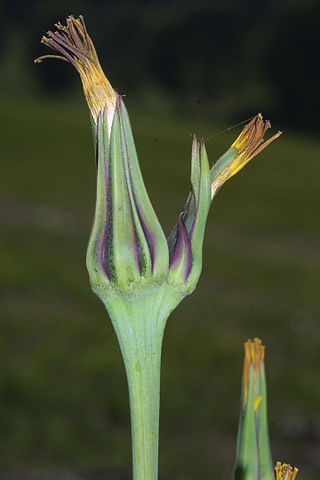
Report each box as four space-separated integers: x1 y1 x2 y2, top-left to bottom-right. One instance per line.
169 214 192 282
168 136 211 293
86 96 169 293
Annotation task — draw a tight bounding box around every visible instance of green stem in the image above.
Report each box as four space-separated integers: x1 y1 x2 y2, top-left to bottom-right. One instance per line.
106 288 173 480
123 322 163 480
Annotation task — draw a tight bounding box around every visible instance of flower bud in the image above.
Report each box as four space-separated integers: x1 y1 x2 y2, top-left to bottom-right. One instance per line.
168 116 281 296
35 16 169 300
234 338 273 480
87 95 169 295
168 136 211 290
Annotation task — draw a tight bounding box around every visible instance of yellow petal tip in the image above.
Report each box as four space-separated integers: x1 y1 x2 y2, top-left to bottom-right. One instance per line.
211 114 282 197
35 15 117 124
243 338 265 404
275 461 299 480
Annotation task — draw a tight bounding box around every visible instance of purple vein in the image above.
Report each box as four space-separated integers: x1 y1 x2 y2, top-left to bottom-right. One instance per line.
98 111 109 279
119 103 156 273
170 214 192 280
117 104 141 273
190 140 202 239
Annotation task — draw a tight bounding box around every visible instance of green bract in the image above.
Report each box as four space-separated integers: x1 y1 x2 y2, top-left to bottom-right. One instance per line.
87 97 213 304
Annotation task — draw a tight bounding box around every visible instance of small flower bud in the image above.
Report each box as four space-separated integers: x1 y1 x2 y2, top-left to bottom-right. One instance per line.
168 116 281 296
168 136 211 291
234 338 273 480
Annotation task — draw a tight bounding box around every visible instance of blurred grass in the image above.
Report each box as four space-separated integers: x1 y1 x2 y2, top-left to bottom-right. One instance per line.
0 93 320 479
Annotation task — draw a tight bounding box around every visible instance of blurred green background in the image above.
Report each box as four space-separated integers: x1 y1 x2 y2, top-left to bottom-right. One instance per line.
0 0 319 479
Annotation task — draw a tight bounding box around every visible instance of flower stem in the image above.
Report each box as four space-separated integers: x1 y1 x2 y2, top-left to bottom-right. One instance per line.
105 288 173 480
123 324 162 480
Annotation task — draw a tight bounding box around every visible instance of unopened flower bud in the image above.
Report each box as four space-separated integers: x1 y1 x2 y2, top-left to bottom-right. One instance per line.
234 338 273 480
35 16 169 302
168 136 211 291
87 95 169 297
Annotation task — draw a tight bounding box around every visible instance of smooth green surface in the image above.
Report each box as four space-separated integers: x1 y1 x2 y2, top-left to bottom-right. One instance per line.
235 366 260 480
234 363 273 480
103 288 177 480
0 94 320 479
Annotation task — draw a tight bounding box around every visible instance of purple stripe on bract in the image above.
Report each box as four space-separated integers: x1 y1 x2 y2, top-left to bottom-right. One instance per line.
189 139 202 239
169 213 192 281
116 100 141 273
98 110 109 280
118 100 156 273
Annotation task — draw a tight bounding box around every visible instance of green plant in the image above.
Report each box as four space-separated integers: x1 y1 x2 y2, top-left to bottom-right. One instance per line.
35 15 294 480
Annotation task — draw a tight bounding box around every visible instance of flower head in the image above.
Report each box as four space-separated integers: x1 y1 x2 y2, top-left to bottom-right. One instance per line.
35 16 281 308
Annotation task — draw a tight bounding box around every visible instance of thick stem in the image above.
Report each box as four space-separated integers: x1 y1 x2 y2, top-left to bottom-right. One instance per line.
106 288 172 480
123 322 163 480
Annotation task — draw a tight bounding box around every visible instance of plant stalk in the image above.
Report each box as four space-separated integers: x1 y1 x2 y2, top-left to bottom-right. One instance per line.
105 288 173 480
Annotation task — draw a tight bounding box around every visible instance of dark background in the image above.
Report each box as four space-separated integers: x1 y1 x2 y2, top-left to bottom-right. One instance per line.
2 0 320 129
1 0 319 479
